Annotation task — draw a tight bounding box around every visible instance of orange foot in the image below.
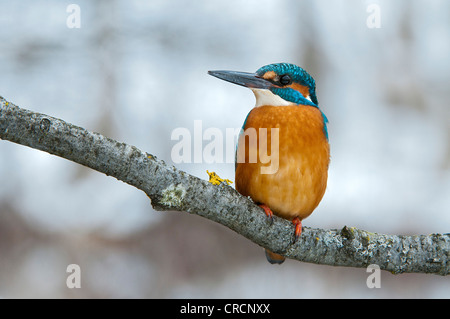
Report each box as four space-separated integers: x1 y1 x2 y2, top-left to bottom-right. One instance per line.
258 204 274 225
292 217 302 242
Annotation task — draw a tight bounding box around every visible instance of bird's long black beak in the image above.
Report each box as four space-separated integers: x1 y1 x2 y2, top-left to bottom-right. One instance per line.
208 70 274 89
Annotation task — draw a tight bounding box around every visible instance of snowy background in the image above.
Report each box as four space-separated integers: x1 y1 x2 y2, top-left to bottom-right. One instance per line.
0 0 449 298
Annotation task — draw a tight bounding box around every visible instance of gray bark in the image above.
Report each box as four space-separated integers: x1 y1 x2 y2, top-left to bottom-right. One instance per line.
1 96 449 275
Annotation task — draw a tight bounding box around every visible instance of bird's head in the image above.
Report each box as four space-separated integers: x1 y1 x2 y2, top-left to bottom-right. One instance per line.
208 63 318 108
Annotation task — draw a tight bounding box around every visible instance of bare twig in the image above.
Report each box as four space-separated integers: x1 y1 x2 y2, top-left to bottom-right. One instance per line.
1 96 449 275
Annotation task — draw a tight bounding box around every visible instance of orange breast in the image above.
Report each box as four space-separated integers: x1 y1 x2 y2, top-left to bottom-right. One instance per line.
235 104 330 221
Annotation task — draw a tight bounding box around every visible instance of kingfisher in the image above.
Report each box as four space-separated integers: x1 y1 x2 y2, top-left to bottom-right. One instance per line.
208 63 330 264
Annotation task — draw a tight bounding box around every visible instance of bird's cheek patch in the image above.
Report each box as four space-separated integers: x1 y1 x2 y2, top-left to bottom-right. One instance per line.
287 83 310 100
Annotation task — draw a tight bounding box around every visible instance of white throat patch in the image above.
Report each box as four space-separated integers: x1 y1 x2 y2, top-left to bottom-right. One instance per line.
251 88 297 107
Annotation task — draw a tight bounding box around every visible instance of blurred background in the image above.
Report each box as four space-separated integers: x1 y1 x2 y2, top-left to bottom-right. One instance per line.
0 0 449 298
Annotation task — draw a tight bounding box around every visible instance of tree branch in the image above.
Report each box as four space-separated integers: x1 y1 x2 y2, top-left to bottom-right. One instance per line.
1 96 449 275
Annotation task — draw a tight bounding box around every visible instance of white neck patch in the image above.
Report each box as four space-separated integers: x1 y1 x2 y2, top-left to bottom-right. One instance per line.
251 88 297 107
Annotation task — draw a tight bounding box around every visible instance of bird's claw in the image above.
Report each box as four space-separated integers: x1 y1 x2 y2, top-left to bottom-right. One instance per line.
258 204 274 225
292 217 302 243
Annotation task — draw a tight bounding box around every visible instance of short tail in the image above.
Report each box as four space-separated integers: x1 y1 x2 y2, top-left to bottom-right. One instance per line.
265 249 285 264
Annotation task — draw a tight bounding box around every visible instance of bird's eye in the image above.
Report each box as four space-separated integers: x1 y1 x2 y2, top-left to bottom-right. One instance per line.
279 74 292 85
